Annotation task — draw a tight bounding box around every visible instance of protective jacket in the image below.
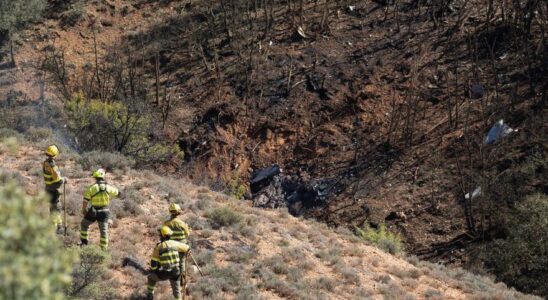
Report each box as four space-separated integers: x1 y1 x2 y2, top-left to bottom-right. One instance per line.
150 240 190 272
163 218 191 242
43 158 62 185
83 180 119 207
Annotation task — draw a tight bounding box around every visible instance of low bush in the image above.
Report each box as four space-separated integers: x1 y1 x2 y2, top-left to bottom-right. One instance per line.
355 223 403 255
263 255 289 275
68 245 111 298
57 0 86 27
79 150 135 172
25 126 54 142
0 181 75 300
226 172 247 200
0 169 26 186
206 206 242 228
0 136 20 155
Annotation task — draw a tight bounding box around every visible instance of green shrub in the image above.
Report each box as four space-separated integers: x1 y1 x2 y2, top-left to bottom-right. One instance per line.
0 136 20 155
0 169 26 186
0 128 24 139
481 194 548 296
355 223 403 255
0 181 75 300
226 173 247 200
65 93 182 166
25 126 54 142
79 150 135 172
206 206 242 228
68 245 111 298
58 0 86 27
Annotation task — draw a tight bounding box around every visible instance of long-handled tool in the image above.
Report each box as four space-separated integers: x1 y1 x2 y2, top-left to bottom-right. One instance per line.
188 251 204 277
182 253 189 300
63 181 67 236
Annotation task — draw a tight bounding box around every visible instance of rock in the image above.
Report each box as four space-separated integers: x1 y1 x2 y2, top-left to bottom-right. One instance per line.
189 265 199 276
385 211 406 221
100 19 114 27
469 83 484 99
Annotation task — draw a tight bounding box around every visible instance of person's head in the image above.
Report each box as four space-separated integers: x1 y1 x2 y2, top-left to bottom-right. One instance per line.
169 203 182 217
159 226 172 241
92 168 106 180
46 145 59 158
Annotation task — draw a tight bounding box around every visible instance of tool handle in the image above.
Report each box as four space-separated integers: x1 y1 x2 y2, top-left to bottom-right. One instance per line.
63 182 67 236
189 251 204 276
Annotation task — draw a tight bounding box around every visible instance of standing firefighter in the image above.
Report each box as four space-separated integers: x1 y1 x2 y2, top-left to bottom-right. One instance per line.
80 168 119 250
147 226 190 300
164 204 191 242
164 203 192 277
43 145 67 232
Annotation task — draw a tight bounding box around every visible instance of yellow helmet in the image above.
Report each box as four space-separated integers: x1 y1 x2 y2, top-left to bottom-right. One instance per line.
92 168 106 178
160 226 173 237
46 145 59 157
169 203 182 214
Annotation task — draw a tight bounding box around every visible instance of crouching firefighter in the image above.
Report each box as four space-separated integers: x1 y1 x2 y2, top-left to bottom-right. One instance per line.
147 226 190 300
43 145 68 233
80 168 119 250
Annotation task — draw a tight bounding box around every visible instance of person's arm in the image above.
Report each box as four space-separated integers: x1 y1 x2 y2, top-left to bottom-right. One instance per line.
176 241 190 254
181 222 191 238
50 163 61 182
83 186 92 214
107 185 120 198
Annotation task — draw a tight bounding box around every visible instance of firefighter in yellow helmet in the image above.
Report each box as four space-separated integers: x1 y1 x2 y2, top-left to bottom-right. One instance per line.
80 168 119 250
43 145 68 232
163 203 191 276
164 203 191 242
147 226 190 300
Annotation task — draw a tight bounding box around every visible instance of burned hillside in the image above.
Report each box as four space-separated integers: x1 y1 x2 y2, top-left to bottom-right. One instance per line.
2 0 547 296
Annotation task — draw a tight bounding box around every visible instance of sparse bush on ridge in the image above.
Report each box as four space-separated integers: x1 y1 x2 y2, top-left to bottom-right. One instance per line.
79 150 136 172
206 206 242 228
25 126 54 142
355 223 403 255
0 135 20 155
0 169 27 186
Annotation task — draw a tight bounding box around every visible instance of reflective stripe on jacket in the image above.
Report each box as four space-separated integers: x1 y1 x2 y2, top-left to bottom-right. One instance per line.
150 240 190 271
43 159 62 185
83 181 119 207
163 218 191 241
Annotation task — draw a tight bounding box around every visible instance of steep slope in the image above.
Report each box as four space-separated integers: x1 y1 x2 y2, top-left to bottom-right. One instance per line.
0 134 540 299
1 0 547 296
8 0 546 259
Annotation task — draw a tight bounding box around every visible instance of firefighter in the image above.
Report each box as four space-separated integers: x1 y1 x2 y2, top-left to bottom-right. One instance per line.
147 226 190 300
42 145 67 232
80 168 119 250
164 203 191 242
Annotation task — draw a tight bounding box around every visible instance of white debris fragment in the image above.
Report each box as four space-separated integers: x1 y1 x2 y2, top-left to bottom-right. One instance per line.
465 186 481 201
348 6 355 11
484 119 516 145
